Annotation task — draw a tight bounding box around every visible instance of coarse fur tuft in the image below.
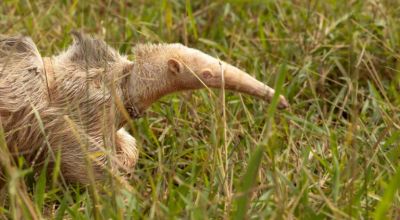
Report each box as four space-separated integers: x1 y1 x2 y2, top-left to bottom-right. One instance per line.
67 31 119 67
0 33 137 184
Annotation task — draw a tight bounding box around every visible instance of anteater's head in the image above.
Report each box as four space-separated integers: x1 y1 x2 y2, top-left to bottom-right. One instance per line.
131 43 289 110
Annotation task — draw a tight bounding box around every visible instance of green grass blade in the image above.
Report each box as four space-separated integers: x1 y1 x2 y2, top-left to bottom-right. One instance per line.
232 145 264 220
373 166 400 220
34 161 48 213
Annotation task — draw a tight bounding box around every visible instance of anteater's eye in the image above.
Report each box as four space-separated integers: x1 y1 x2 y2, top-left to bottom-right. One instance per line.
202 70 213 79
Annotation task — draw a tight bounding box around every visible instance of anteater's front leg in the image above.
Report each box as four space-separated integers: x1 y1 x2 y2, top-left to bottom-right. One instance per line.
54 127 138 184
115 128 138 175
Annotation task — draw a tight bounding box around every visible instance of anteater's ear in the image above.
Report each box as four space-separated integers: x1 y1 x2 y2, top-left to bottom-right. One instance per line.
167 58 182 75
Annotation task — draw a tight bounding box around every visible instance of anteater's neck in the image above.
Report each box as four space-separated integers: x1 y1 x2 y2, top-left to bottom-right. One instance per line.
122 58 179 118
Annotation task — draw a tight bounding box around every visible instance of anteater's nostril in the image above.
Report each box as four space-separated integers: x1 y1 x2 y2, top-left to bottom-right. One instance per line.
202 70 213 79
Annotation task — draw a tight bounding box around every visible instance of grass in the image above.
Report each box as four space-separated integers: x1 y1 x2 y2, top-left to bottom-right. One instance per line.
1 0 400 219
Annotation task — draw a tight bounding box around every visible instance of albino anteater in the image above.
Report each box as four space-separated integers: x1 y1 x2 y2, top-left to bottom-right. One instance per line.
0 32 288 185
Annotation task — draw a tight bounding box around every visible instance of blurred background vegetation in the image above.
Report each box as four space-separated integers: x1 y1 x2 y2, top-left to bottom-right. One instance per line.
1 0 400 219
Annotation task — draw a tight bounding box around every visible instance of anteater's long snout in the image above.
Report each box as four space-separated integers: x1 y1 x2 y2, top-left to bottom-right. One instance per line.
223 63 289 109
200 61 289 109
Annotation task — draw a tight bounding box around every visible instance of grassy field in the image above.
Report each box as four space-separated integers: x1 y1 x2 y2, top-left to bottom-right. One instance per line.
1 0 400 219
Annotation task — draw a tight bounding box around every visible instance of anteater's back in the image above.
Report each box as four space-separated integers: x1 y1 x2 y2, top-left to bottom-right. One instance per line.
0 36 48 159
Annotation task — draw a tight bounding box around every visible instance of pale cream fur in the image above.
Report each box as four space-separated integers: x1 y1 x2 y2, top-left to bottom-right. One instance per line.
0 32 288 184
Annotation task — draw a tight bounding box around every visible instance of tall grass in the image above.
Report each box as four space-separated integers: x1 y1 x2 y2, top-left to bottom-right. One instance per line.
1 0 400 219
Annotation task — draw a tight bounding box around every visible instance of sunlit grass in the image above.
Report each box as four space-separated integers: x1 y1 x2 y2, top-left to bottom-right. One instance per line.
1 0 400 219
